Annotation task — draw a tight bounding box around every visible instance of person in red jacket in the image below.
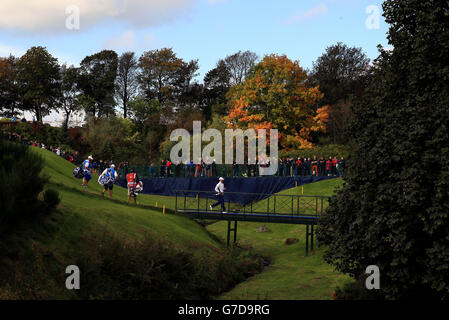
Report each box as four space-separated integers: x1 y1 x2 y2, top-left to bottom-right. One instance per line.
311 156 318 176
127 168 139 205
332 156 338 176
326 157 332 176
166 160 172 177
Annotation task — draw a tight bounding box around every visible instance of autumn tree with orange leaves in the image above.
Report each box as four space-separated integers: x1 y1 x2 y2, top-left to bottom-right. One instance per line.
225 54 329 150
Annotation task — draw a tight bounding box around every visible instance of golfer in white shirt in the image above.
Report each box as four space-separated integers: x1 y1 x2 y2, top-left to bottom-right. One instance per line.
210 177 227 212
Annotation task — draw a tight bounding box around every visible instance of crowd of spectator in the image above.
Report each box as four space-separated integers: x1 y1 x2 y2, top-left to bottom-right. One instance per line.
3 130 345 179
147 156 345 178
2 130 80 165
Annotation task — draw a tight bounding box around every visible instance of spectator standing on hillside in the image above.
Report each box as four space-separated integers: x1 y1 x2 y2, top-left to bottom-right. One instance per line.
332 156 338 176
337 157 345 177
174 161 181 177
160 159 166 177
318 157 326 176
92 160 98 175
166 159 172 177
149 163 155 177
326 157 332 176
10 114 15 122
232 161 239 177
212 159 217 177
311 156 318 176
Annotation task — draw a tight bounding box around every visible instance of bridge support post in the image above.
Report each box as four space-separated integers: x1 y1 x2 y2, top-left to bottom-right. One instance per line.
305 224 314 256
306 225 309 256
311 225 314 251
227 221 238 247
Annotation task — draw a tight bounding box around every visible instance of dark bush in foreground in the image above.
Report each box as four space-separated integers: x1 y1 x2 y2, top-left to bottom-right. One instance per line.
43 189 61 210
334 278 384 300
75 230 264 300
0 138 48 233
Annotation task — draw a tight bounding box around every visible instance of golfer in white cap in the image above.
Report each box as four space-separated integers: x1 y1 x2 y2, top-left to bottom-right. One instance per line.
210 177 226 213
81 155 94 188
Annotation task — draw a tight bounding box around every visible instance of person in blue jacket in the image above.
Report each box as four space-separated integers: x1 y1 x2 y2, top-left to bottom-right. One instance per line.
98 164 118 198
81 155 93 188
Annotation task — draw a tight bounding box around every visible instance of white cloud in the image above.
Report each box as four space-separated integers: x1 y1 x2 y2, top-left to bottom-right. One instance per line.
0 44 26 57
286 3 329 24
103 30 137 51
0 0 197 34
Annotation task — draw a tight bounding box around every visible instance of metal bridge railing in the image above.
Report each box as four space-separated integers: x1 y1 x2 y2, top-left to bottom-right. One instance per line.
174 190 329 218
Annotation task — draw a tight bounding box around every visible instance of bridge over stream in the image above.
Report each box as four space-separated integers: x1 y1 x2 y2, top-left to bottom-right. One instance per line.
175 190 330 256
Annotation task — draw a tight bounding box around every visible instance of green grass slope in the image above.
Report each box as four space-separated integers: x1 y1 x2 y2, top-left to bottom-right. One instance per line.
36 147 219 246
0 148 225 299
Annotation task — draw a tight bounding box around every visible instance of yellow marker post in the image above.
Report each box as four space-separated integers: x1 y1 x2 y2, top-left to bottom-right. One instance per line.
301 186 304 194
156 202 158 207
163 204 166 215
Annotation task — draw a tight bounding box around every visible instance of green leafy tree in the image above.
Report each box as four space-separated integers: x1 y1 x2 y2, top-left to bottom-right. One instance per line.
310 42 371 106
138 48 200 111
0 55 20 118
310 43 371 144
115 52 139 119
59 65 81 129
128 97 161 132
318 0 449 300
203 60 231 120
78 50 118 118
16 47 61 123
138 48 184 105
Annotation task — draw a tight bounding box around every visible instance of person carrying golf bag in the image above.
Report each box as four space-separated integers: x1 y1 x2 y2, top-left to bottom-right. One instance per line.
210 177 227 213
126 168 141 205
98 164 118 198
81 155 93 188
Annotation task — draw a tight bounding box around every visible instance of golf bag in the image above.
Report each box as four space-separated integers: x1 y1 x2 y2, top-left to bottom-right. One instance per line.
129 181 144 197
98 175 112 186
73 166 84 179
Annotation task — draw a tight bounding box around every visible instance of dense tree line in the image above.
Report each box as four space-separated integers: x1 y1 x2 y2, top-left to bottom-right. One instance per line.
0 45 371 162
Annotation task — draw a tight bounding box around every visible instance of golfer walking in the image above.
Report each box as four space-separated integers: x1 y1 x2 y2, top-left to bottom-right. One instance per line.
210 177 227 213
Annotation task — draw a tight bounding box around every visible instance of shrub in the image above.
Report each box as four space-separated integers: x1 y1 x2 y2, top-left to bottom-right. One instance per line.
75 230 263 299
334 278 385 300
43 189 60 210
0 137 48 233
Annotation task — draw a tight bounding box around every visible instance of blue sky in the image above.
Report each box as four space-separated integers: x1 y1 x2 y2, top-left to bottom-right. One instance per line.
0 0 389 81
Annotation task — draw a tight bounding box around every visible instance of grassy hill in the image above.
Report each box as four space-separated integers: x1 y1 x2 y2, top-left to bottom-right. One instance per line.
0 146 350 299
